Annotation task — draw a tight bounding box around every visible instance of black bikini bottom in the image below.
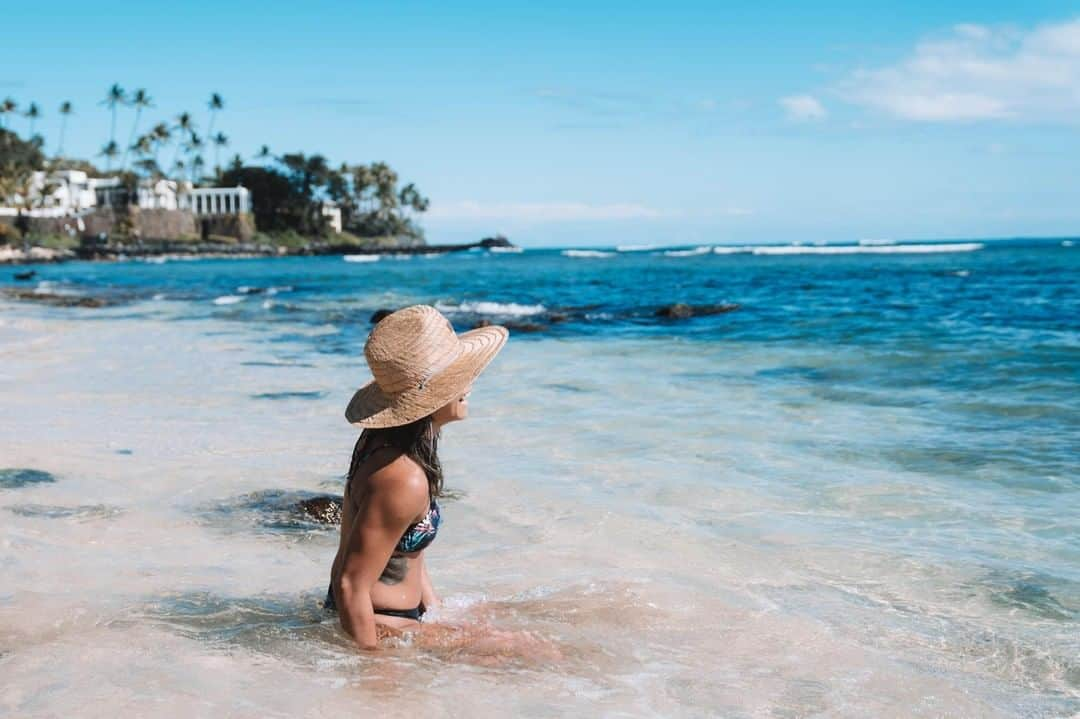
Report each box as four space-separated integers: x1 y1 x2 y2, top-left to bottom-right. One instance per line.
324 583 425 621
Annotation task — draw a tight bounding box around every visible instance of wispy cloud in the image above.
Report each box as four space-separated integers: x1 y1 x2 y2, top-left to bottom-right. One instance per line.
533 87 652 118
842 18 1080 122
427 200 664 222
780 94 827 121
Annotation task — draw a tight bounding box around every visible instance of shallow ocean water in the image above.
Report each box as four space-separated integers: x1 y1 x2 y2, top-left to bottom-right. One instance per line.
1 240 1077 717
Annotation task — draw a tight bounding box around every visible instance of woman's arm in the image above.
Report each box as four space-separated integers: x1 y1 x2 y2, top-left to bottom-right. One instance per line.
337 457 429 650
418 553 440 609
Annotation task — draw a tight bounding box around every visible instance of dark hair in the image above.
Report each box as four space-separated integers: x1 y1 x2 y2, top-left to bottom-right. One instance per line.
348 415 443 500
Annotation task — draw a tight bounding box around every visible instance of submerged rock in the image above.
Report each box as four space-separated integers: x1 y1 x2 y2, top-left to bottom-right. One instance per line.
655 302 740 319
2 289 110 308
297 495 343 524
201 489 344 534
371 308 395 324
0 468 57 489
472 318 548 333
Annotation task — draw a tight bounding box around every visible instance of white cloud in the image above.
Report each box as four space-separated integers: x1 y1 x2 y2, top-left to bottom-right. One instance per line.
780 94 827 121
843 18 1080 122
426 201 664 222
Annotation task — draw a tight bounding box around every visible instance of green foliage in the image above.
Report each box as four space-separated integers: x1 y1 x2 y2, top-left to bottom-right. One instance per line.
224 154 428 240
0 129 45 202
26 232 79 250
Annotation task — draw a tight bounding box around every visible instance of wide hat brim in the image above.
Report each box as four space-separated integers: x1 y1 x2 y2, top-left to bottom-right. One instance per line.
345 324 509 428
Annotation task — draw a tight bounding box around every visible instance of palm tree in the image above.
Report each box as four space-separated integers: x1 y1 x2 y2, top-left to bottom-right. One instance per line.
211 131 228 177
0 98 16 130
24 102 41 139
100 84 127 152
99 140 120 171
149 122 171 165
190 155 205 184
183 132 205 178
205 92 224 138
253 144 273 164
170 112 195 176
122 88 153 170
57 101 73 156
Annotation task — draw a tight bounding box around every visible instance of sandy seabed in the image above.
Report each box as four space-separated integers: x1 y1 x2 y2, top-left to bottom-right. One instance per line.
0 303 1077 718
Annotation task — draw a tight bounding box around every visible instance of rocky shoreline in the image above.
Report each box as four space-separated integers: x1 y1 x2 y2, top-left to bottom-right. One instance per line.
0 235 515 265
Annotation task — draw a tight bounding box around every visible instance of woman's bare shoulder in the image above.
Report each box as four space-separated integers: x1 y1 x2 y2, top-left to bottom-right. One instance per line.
366 453 428 508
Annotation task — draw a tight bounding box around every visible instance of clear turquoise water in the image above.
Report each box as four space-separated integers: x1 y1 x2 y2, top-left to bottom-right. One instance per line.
2 238 1077 715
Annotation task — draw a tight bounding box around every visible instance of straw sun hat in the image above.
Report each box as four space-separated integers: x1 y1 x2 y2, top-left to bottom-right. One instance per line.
345 305 509 428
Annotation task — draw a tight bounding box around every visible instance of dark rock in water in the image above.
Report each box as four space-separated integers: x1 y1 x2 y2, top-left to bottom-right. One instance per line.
479 234 514 248
297 496 343 524
655 302 740 319
201 489 344 535
0 468 57 489
548 312 569 324
14 270 36 281
472 318 548 333
3 289 109 308
251 391 327 400
506 321 547 333
371 308 395 324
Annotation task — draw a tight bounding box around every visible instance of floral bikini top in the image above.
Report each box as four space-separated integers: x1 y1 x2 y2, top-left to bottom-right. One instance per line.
397 498 440 553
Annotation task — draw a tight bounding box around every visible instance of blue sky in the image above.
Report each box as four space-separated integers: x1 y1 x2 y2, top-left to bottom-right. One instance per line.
4 1 1080 247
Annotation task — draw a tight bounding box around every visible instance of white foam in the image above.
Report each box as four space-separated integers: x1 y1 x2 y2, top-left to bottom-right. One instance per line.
1063 240 1075 247
712 246 752 255
488 246 524 253
435 300 546 317
212 295 245 305
750 242 984 255
343 254 380 263
663 246 712 257
562 249 615 258
616 244 659 252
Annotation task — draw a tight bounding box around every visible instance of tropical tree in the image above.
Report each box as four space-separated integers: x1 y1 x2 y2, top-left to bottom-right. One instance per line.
122 88 153 170
0 129 44 212
191 154 205 184
253 144 273 164
100 84 127 160
206 92 224 138
24 102 40 139
211 131 228 177
149 122 171 165
0 98 16 130
98 140 120 171
171 112 195 174
57 101 73 156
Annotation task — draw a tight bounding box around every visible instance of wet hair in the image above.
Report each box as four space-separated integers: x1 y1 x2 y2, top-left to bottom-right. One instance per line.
346 415 443 585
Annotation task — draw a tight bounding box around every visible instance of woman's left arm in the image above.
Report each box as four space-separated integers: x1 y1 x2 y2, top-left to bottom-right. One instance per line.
419 553 440 609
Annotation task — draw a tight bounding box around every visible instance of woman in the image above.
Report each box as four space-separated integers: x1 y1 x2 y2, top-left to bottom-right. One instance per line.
326 304 508 650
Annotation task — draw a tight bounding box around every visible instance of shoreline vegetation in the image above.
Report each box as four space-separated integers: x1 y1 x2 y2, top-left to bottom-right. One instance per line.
0 86 515 263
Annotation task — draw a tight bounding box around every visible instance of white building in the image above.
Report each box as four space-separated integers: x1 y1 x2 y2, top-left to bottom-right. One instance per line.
1 170 251 219
321 202 343 233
